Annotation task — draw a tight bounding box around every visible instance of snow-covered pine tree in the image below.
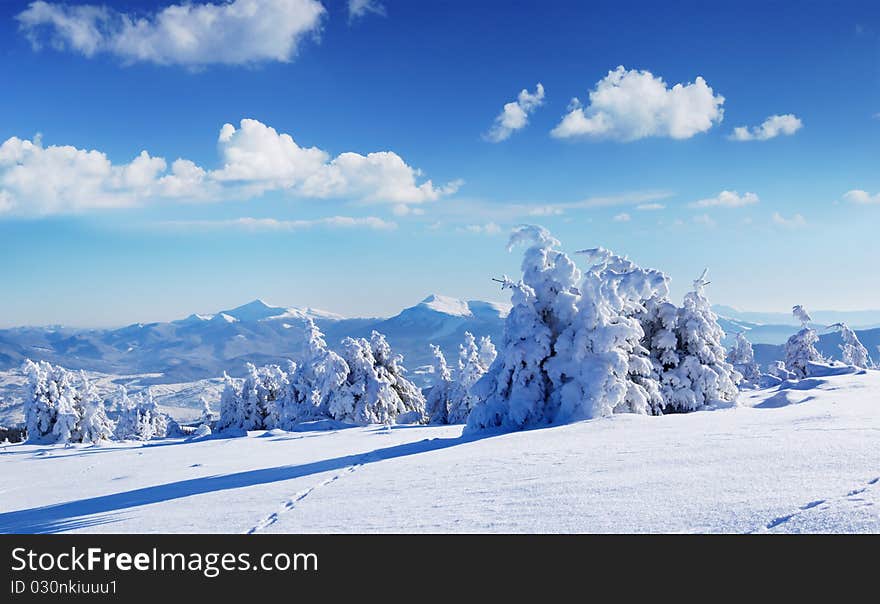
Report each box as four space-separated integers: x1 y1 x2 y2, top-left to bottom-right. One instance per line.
112 386 138 440
22 360 83 444
199 396 215 426
662 269 740 411
138 387 170 438
467 226 580 432
548 248 669 420
216 372 245 432
281 318 349 426
425 344 453 424
640 296 682 408
22 359 61 443
829 323 871 369
478 336 497 371
447 332 498 424
784 305 823 378
331 331 425 425
236 363 290 431
727 332 761 387
74 371 115 443
114 387 172 440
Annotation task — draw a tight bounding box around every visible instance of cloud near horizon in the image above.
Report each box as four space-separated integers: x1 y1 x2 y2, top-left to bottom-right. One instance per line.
163 215 397 232
690 190 759 209
0 119 459 216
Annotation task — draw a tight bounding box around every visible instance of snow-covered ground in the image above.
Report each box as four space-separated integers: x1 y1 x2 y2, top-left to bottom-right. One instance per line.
2 369 878 534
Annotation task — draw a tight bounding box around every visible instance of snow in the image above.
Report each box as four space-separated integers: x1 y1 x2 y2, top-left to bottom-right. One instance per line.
419 294 473 317
2 368 879 533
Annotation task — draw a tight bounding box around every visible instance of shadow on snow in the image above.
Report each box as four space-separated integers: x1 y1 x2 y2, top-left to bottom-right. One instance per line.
0 431 489 534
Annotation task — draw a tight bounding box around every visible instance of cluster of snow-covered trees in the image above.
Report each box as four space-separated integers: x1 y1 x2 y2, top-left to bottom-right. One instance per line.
217 321 426 432
21 360 175 444
465 226 742 432
425 332 497 424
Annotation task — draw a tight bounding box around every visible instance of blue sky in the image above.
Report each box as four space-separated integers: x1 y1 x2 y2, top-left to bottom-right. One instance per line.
0 0 878 327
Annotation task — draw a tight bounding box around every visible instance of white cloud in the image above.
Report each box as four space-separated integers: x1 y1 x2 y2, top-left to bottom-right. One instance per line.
348 0 385 21
612 212 631 222
0 136 192 214
693 214 717 228
843 190 880 205
484 83 545 143
772 212 807 228
636 203 665 211
16 0 325 67
690 190 759 209
214 119 461 205
458 222 502 235
729 114 803 141
550 66 724 141
0 119 458 215
166 215 397 231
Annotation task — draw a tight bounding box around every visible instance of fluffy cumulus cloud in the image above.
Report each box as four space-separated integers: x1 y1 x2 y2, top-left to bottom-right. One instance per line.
484 83 545 142
843 190 880 205
690 190 759 209
0 136 212 214
551 66 724 141
0 119 458 215
16 0 326 66
214 119 460 204
729 114 803 141
348 0 385 21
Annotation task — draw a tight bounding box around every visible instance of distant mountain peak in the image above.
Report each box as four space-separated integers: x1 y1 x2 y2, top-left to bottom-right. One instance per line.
418 294 473 317
220 299 287 322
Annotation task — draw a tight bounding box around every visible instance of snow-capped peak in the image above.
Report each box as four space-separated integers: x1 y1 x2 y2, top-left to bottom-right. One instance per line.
418 294 473 317
220 299 286 322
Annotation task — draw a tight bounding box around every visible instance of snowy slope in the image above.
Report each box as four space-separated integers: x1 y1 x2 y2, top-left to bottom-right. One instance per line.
2 369 879 534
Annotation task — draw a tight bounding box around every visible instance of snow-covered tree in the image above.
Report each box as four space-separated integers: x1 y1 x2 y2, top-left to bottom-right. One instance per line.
281 319 349 426
767 360 795 381
447 332 497 424
331 331 425 425
22 361 115 444
199 396 215 426
114 387 171 441
547 248 669 420
216 372 245 432
784 305 823 378
424 344 453 424
727 332 760 386
829 323 871 369
662 270 740 411
467 226 579 431
112 386 138 440
217 363 290 432
74 372 115 443
22 359 79 444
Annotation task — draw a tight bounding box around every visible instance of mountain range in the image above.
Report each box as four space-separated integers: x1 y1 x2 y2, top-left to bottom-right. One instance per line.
0 296 877 389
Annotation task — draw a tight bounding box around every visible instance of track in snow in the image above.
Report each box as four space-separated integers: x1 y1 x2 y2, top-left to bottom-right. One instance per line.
757 476 880 533
247 464 362 534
